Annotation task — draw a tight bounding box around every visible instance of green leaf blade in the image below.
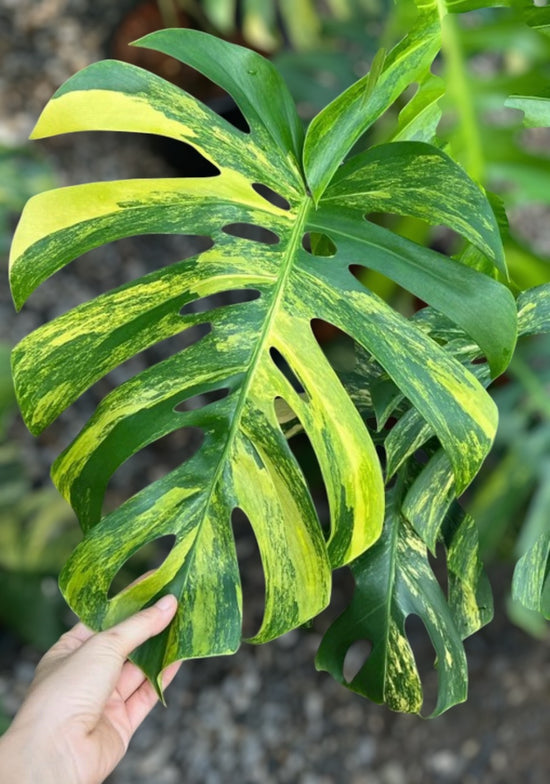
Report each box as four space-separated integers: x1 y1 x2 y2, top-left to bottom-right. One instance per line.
390 72 444 143
316 487 469 717
512 533 550 619
518 283 550 336
297 250 499 493
134 28 305 176
323 141 507 275
403 450 456 553
303 19 440 202
310 204 516 377
9 174 286 309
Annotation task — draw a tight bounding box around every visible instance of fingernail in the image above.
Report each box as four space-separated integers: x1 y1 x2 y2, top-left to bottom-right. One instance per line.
156 594 177 611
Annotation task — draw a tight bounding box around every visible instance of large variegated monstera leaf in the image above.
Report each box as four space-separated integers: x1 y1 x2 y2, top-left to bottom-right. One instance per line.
10 28 516 696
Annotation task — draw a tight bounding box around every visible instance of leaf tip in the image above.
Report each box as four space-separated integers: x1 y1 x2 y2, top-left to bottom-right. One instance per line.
154 675 168 706
128 35 148 49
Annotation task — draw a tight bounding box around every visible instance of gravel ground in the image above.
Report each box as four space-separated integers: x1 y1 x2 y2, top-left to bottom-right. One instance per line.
1 1 550 783
1 581 550 784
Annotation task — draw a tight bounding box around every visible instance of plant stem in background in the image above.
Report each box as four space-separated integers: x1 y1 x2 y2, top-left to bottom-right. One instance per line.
441 11 485 183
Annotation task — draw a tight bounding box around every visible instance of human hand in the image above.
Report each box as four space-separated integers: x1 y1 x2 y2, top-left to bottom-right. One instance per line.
0 594 180 784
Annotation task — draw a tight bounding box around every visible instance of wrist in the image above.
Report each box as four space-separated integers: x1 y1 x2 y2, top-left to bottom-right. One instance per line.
0 725 59 784
0 729 31 784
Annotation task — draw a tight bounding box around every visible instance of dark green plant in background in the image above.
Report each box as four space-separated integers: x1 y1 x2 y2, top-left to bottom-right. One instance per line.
7 0 550 716
0 146 55 255
0 343 77 651
495 67 550 630
0 146 75 654
471 331 550 636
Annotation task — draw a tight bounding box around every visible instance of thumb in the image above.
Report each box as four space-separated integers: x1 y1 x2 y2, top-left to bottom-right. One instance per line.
91 594 178 661
66 595 178 706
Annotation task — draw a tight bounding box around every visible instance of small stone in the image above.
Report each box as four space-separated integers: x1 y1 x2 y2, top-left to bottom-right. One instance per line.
352 736 376 766
352 774 381 784
276 629 299 648
137 738 176 776
304 691 324 723
379 761 407 784
507 686 527 706
490 750 508 772
429 749 461 776
461 738 480 759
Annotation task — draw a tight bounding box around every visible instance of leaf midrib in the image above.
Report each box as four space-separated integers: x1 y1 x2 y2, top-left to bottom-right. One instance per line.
182 196 312 580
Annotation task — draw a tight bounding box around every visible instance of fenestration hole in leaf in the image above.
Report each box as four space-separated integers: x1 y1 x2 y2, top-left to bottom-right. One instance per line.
273 396 302 440
27 234 216 315
102 426 205 517
138 322 213 363
211 96 250 134
114 234 219 279
89 323 213 408
428 542 449 598
222 223 280 244
343 639 372 683
167 234 215 257
231 507 265 639
310 318 344 345
149 136 221 177
348 263 399 305
281 402 330 535
180 288 261 316
302 232 337 257
173 386 230 413
252 183 291 211
270 347 308 398
107 534 177 599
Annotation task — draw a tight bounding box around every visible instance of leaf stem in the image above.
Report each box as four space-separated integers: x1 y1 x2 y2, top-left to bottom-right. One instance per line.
440 13 485 183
